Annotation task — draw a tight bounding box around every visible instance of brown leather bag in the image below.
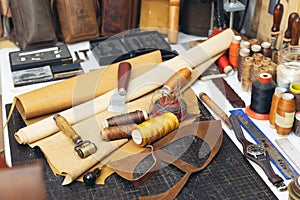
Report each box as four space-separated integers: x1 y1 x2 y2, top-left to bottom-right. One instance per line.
100 0 138 36
9 0 58 50
52 0 100 43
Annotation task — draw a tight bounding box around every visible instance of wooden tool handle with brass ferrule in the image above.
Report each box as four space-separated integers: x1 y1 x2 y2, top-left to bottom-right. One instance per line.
168 0 180 44
118 62 132 95
53 114 82 144
163 67 192 95
290 15 300 46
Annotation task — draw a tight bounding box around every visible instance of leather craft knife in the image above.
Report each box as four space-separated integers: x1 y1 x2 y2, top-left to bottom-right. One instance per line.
108 62 132 113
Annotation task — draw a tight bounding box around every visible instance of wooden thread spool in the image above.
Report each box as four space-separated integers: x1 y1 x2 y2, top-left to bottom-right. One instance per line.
250 44 261 56
269 87 287 128
249 38 259 46
103 110 148 128
229 35 241 69
237 48 250 82
241 56 253 91
275 93 296 136
131 112 179 147
101 124 136 141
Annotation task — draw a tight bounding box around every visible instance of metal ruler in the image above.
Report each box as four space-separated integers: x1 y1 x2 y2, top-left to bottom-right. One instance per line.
275 138 300 173
230 109 298 180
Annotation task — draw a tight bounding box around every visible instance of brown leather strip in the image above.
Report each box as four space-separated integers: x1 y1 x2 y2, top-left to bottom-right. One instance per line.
212 77 246 108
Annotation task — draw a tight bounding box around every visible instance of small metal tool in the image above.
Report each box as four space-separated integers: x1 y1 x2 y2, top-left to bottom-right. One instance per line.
53 114 97 158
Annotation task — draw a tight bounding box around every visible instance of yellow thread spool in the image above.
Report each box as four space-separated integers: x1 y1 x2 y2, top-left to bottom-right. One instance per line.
131 112 179 147
269 87 287 128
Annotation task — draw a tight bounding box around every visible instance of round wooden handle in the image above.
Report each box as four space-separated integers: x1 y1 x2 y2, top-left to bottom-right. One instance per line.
284 12 299 39
118 62 132 93
291 15 300 46
271 3 284 33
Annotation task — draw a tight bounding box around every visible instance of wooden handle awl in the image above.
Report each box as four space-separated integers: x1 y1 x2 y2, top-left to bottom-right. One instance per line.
290 15 300 46
118 62 132 95
163 67 192 95
271 3 284 33
168 0 180 44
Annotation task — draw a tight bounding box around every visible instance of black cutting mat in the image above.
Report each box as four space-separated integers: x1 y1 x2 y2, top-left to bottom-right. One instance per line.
5 100 278 200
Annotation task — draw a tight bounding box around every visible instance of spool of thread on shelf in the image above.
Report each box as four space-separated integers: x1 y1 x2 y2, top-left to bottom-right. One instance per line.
240 40 251 49
275 93 296 136
289 83 300 112
229 35 241 69
250 44 262 56
261 41 272 58
237 48 250 82
102 110 148 128
269 87 287 128
251 62 262 83
101 124 136 141
131 112 179 147
252 53 264 63
249 38 259 46
241 56 253 91
246 73 276 120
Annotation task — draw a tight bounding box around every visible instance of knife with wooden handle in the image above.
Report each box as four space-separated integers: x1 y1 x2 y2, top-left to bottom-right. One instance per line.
108 62 132 113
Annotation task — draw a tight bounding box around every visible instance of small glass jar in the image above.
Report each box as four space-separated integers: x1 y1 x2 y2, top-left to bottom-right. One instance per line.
277 47 300 85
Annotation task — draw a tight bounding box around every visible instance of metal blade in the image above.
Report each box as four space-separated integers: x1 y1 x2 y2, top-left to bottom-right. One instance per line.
108 91 126 113
230 109 298 180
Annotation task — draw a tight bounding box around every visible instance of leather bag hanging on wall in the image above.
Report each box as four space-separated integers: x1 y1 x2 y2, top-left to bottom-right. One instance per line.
51 0 100 44
9 0 58 50
100 0 138 36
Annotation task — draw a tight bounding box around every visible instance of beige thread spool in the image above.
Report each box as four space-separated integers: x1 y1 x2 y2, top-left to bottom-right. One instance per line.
275 93 296 136
242 56 253 91
131 112 179 147
237 48 250 82
269 87 287 128
101 124 136 141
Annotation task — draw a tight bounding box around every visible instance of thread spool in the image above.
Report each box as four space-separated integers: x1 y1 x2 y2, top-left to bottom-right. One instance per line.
252 53 264 63
289 83 300 112
292 111 300 137
250 44 262 56
216 54 233 74
269 87 287 128
101 124 136 141
103 110 148 128
229 35 241 69
240 40 250 49
131 112 179 147
246 73 276 120
152 95 188 121
250 62 261 83
275 93 296 136
249 38 259 46
237 48 250 82
261 41 272 58
241 56 253 91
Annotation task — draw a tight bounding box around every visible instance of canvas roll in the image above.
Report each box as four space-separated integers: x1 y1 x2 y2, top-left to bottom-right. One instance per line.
15 50 163 124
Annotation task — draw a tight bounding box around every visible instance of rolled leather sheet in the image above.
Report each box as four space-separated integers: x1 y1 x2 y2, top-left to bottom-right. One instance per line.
15 50 163 124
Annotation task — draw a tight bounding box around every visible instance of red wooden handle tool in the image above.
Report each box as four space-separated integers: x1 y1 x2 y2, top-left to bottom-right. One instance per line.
118 62 132 95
